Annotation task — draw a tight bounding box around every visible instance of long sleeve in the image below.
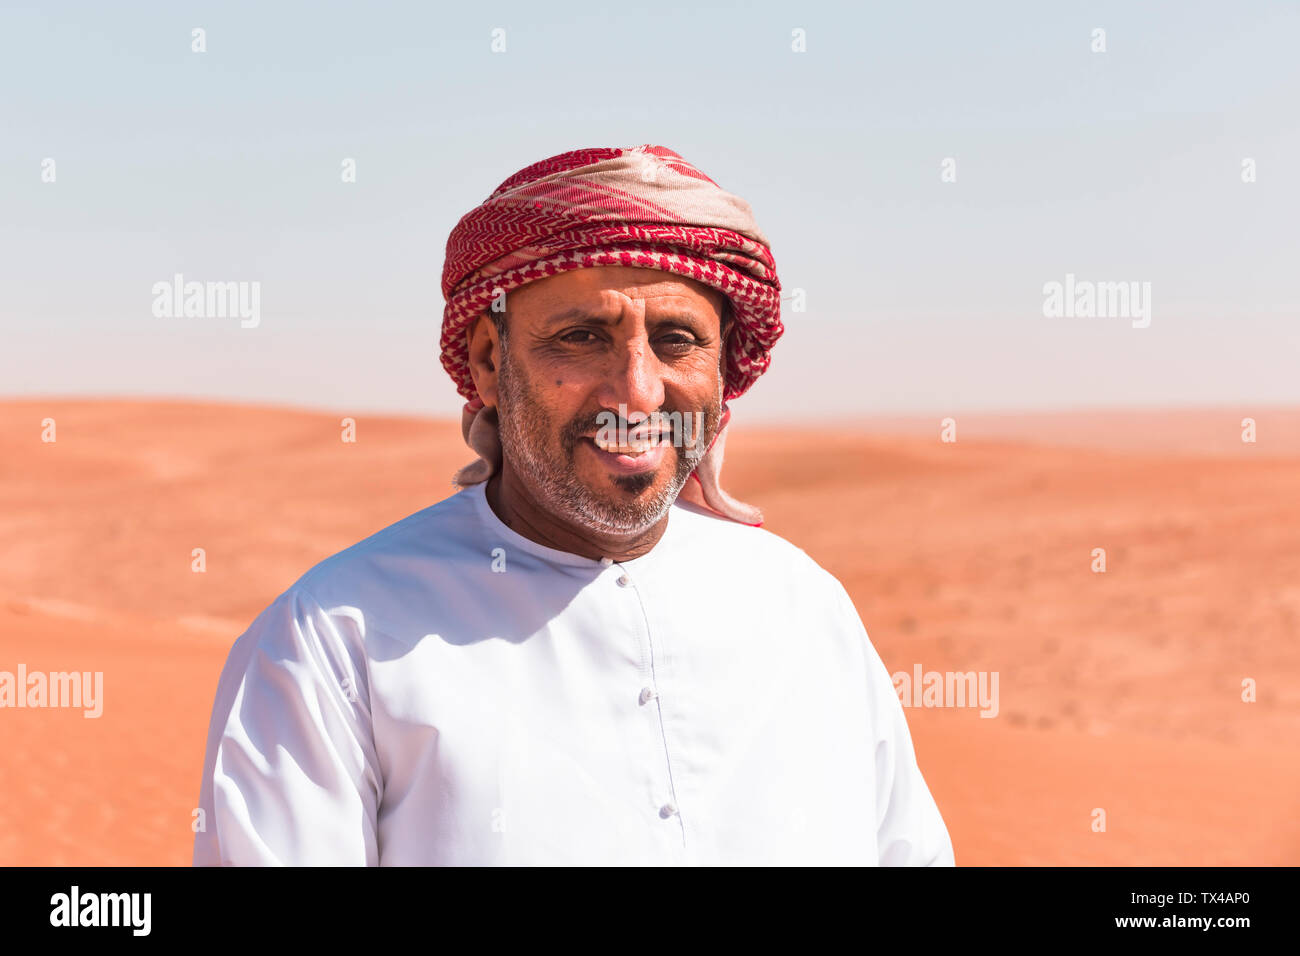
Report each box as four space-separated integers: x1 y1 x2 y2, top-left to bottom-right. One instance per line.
832 580 957 866
192 583 382 866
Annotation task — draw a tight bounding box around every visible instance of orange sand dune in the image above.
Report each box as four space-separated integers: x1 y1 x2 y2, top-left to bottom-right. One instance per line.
1 399 1297 865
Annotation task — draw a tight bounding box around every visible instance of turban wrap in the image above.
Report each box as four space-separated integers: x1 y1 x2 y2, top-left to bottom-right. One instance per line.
439 144 782 526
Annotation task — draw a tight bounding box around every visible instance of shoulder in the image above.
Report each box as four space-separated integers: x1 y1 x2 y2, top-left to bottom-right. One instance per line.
669 498 848 599
269 487 482 635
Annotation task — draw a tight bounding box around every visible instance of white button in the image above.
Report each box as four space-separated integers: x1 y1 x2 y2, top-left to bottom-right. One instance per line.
638 686 657 705
599 557 613 567
617 574 631 587
658 802 678 819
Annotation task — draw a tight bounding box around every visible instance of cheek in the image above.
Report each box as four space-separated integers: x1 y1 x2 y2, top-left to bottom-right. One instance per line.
541 359 603 395
528 367 597 419
503 354 571 418
668 362 725 409
671 348 727 384
528 384 588 444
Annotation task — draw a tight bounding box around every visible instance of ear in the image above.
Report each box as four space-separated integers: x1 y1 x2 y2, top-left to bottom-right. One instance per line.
465 313 501 409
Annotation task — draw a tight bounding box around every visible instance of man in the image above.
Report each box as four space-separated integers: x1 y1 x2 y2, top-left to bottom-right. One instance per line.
193 144 954 866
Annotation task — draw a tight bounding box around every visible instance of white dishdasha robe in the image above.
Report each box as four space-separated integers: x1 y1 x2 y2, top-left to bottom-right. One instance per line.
193 481 954 866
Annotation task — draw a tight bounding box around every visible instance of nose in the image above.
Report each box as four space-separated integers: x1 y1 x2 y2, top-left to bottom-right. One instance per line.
597 329 666 421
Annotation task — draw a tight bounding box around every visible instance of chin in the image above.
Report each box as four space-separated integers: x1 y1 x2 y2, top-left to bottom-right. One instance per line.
561 475 678 535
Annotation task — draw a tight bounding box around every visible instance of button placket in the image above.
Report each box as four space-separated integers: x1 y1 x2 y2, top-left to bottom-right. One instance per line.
616 566 686 849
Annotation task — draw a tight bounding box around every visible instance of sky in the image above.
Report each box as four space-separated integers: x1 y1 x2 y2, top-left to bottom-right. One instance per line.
2 0 1297 421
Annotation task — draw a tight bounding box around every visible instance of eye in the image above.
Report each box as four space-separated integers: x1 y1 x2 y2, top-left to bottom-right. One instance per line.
658 332 699 350
560 329 600 344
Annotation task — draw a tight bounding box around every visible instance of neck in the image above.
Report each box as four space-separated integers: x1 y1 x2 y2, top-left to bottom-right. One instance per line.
485 465 669 562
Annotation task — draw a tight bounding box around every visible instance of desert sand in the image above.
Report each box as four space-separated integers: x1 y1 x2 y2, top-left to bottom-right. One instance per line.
0 399 1296 865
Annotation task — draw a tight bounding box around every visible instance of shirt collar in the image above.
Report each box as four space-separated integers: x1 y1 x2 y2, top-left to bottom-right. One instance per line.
467 478 680 571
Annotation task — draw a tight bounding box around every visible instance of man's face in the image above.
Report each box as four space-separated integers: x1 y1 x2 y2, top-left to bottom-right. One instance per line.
478 266 729 535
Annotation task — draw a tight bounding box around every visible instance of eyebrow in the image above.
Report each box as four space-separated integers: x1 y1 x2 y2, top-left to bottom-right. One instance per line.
542 307 611 327
541 307 708 329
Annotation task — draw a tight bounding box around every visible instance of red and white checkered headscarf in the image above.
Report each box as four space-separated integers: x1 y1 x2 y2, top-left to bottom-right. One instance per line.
440 145 783 525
